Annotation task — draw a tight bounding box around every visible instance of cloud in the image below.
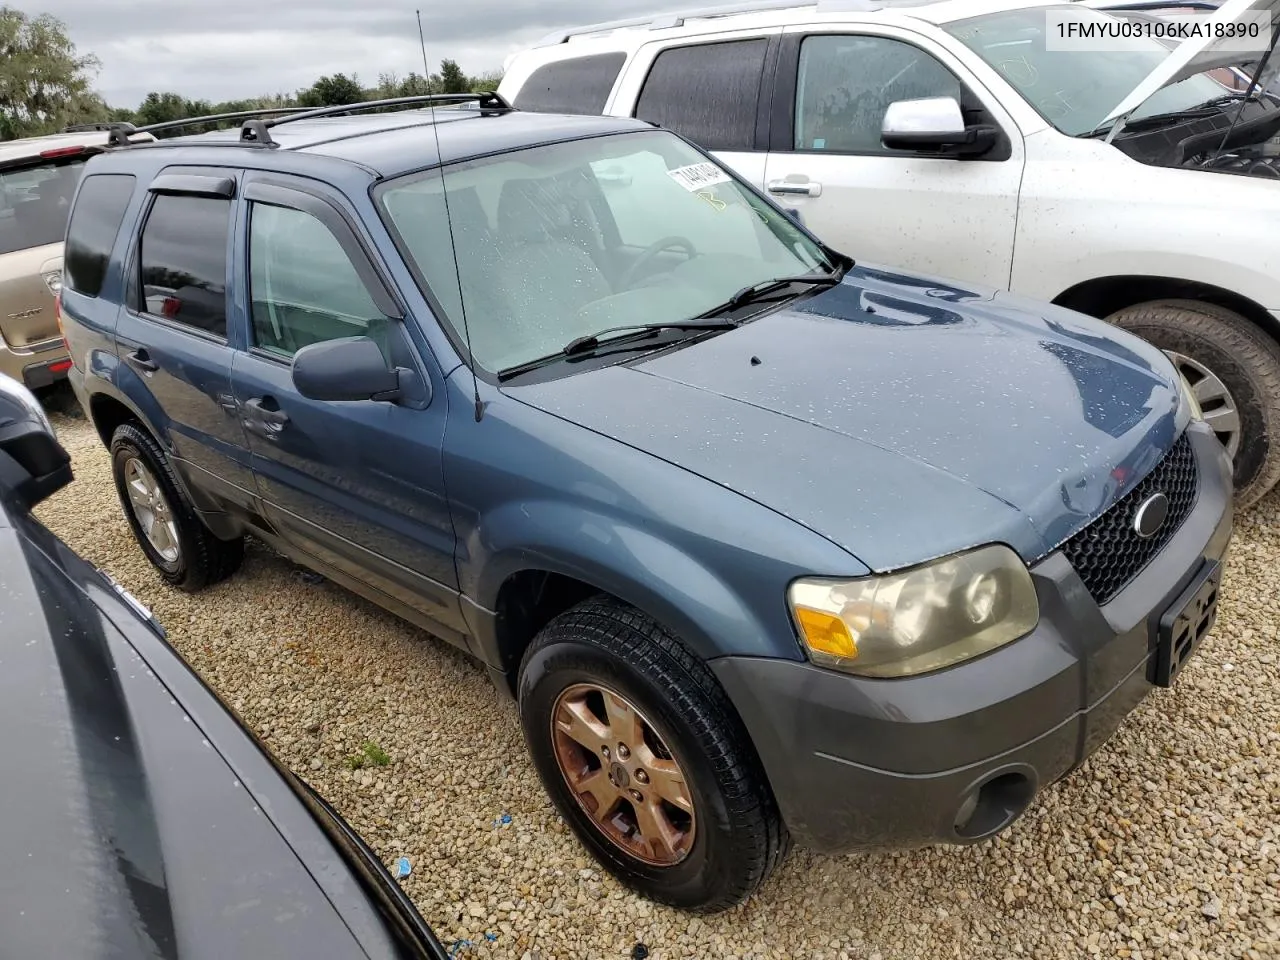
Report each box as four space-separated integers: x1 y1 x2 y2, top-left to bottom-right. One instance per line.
34 0 661 107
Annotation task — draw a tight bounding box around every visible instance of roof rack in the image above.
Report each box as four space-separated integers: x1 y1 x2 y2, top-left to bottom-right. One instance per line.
96 93 513 150
533 0 879 46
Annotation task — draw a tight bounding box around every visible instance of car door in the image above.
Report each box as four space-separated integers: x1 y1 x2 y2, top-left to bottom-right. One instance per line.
227 174 466 643
112 170 258 513
764 26 1025 288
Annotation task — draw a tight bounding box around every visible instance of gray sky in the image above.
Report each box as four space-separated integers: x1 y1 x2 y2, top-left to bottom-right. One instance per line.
31 0 661 108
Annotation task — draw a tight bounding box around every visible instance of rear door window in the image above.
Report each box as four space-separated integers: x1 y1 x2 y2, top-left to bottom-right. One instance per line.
514 53 627 114
64 174 136 297
0 159 87 255
138 193 231 338
634 39 769 152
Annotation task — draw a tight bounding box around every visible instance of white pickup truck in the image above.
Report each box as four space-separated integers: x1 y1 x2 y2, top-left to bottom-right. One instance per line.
501 0 1280 506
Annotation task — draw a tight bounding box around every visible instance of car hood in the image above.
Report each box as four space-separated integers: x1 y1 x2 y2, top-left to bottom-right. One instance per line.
0 514 425 959
508 264 1183 572
1100 0 1280 127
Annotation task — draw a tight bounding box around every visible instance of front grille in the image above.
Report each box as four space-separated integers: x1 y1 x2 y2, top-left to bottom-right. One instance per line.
1060 432 1198 605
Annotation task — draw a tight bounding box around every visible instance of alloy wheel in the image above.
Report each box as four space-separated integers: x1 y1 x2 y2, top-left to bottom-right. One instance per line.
1167 350 1241 459
550 682 696 866
123 457 181 563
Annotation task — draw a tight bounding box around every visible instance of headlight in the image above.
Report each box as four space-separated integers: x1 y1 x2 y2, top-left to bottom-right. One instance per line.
1176 370 1203 423
788 544 1039 678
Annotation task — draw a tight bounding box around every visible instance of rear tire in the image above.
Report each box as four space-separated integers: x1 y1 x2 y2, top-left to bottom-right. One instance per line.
1107 299 1280 508
517 596 787 913
110 423 243 591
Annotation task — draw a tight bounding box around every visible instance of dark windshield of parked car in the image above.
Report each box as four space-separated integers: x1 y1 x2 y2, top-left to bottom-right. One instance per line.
377 130 831 374
0 159 86 255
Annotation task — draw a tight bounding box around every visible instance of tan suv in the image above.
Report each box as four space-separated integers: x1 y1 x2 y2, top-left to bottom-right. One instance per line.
0 128 153 389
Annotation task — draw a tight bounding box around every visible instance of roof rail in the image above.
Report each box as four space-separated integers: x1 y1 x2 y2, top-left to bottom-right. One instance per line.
62 122 129 133
100 93 513 150
532 0 879 46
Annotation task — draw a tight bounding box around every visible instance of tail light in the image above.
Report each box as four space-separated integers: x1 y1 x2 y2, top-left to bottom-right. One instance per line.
39 145 86 160
161 296 181 319
54 292 69 354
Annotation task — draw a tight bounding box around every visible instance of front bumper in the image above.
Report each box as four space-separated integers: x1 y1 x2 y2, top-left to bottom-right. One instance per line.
712 423 1233 853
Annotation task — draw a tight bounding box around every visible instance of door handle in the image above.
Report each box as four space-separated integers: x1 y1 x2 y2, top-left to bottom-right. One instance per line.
243 396 290 433
125 348 158 373
767 179 823 198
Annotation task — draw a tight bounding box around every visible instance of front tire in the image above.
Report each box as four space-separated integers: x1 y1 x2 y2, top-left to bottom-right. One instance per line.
110 423 244 591
1107 299 1280 508
517 597 787 913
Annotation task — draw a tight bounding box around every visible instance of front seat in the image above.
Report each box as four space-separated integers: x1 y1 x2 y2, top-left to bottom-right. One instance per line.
493 178 612 351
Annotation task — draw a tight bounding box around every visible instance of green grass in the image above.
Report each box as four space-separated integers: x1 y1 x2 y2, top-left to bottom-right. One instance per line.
345 740 392 770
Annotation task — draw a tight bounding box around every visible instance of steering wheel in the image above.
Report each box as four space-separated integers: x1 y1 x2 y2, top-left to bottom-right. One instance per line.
619 236 698 289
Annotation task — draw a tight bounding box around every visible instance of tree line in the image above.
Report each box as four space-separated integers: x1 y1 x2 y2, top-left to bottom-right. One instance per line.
1 6 504 140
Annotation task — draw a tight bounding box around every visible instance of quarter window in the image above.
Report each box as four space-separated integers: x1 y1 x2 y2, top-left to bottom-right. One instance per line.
794 35 962 154
248 203 390 359
635 39 769 152
138 193 231 338
514 53 627 115
64 174 135 297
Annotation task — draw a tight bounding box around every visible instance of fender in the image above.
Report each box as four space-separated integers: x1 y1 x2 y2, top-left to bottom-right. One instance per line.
462 497 845 672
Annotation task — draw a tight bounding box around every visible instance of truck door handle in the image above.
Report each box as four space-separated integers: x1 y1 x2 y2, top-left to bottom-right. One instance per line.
125 348 158 373
767 179 823 198
243 396 290 433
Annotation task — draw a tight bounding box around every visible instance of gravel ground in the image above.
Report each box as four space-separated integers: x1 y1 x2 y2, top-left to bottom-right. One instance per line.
33 405 1280 960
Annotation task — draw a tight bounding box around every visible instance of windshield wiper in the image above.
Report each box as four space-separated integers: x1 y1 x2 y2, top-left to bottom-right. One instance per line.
1081 107 1221 139
704 272 842 317
497 319 738 381
562 319 739 356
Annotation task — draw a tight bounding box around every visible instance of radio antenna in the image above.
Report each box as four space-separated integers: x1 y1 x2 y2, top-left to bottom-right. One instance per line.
417 11 485 422
415 10 430 80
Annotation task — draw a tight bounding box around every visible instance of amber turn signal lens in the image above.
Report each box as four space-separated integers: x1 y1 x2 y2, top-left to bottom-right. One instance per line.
794 606 858 660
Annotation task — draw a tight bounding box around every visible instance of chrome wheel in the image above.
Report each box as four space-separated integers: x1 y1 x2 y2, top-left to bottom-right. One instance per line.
550 683 696 866
1167 350 1241 459
123 458 180 563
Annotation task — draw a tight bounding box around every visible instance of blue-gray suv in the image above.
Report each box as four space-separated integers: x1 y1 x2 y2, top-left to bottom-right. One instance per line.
59 94 1233 913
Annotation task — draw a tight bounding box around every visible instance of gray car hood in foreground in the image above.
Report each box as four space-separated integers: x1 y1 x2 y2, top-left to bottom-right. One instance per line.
511 264 1183 572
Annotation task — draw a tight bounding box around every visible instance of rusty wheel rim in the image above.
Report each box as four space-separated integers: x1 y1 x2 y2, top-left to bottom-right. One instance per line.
550 683 696 867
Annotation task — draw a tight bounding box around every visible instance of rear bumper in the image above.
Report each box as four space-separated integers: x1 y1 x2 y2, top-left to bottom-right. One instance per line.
712 423 1233 852
0 338 70 389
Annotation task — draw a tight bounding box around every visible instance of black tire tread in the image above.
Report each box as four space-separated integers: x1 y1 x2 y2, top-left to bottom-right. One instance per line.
1108 298 1280 509
110 422 244 591
524 596 788 912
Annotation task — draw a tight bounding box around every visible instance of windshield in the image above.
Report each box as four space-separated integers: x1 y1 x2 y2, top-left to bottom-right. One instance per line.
378 130 831 373
945 6 1229 136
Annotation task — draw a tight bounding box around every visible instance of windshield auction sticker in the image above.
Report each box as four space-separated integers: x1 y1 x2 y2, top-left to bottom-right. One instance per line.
1045 9 1271 52
667 162 732 192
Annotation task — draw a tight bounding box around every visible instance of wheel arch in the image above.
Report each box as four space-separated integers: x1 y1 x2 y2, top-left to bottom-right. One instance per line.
467 504 808 698
1052 275 1280 343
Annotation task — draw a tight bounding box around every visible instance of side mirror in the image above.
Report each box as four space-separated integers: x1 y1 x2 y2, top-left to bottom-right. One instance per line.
292 336 402 403
0 375 73 511
881 97 998 157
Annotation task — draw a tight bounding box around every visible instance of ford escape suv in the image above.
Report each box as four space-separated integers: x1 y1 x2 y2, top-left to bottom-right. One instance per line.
61 95 1233 913
0 128 153 390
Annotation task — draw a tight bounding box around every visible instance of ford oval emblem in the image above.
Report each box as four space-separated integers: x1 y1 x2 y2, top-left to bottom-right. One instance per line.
1133 492 1170 539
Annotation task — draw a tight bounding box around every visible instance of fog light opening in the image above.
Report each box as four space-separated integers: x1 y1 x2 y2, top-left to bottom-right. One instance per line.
953 771 1035 840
